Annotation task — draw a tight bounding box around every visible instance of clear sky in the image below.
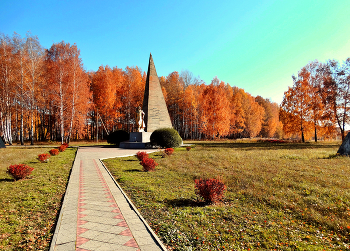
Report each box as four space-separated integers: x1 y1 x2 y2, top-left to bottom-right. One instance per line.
1 0 349 104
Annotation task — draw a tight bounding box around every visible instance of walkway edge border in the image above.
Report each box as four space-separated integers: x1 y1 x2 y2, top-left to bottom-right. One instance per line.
99 155 168 251
49 147 80 251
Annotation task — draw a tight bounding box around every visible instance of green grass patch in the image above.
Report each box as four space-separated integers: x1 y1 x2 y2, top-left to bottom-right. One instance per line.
104 141 350 250
0 146 77 250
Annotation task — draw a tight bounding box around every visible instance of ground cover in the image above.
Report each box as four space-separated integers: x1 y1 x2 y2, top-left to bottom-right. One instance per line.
103 140 350 250
0 146 77 250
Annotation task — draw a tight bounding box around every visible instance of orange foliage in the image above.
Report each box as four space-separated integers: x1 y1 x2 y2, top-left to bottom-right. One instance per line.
199 78 231 139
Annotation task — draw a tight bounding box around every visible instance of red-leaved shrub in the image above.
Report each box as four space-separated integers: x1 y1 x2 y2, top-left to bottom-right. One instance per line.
49 149 60 156
140 157 158 172
7 164 34 180
38 153 50 162
59 144 67 152
186 147 191 151
164 148 174 156
195 177 226 204
136 151 149 161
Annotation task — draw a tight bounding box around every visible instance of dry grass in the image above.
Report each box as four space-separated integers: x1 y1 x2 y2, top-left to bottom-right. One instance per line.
0 146 77 250
0 147 52 171
104 140 350 250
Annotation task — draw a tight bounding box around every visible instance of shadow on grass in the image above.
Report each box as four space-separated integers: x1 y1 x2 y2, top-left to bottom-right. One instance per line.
0 178 14 182
164 198 207 207
195 142 340 151
319 153 350 159
124 169 142 172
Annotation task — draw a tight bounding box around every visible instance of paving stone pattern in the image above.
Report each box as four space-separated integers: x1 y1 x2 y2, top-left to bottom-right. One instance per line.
50 146 165 251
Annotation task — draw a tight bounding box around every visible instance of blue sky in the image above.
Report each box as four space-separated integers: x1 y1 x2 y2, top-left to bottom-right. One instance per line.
1 0 349 104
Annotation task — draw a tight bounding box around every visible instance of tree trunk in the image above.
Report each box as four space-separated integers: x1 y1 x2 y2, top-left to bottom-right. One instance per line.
20 105 24 145
96 109 99 142
301 120 305 143
30 109 34 145
314 126 317 142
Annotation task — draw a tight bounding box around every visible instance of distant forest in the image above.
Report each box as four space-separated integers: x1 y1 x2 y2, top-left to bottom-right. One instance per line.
0 32 349 144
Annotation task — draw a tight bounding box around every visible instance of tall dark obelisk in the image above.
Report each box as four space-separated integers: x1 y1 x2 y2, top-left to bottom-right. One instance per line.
142 53 172 132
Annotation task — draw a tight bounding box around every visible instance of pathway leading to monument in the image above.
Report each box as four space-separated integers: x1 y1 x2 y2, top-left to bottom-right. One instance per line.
50 146 166 251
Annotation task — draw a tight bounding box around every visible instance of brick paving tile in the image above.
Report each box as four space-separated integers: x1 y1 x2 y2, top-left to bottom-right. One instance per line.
50 146 166 251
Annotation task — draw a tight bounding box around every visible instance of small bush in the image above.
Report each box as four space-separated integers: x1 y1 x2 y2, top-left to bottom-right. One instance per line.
136 151 149 161
62 142 69 147
150 128 182 148
107 130 130 146
49 149 60 156
59 145 67 152
140 157 158 172
186 147 191 151
195 177 226 204
164 148 174 156
7 164 34 181
38 153 50 162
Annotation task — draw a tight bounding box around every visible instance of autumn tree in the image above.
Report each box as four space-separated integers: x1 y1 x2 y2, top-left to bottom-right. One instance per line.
119 66 145 132
182 84 201 139
199 78 230 139
255 96 282 138
91 65 118 136
304 60 336 142
25 33 44 144
12 32 28 145
240 91 264 138
163 71 184 133
325 59 350 140
45 41 90 143
228 87 245 137
0 34 15 144
65 44 91 142
281 68 313 142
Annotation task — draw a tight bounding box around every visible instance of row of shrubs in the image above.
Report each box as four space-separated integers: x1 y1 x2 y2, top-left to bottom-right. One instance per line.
136 148 175 171
7 143 69 181
135 148 226 204
37 143 69 162
107 128 182 148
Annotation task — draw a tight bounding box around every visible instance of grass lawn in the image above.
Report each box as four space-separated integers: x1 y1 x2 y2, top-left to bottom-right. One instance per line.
103 140 350 251
0 146 77 250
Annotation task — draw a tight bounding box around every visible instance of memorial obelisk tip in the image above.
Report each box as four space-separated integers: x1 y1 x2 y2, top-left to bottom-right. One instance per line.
142 54 172 132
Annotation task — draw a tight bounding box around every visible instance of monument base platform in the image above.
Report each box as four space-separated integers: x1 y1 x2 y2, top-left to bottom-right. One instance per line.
119 142 150 149
120 132 153 149
129 132 152 143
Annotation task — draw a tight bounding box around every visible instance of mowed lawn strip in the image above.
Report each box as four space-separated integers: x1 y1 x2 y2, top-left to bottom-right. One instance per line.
0 147 77 250
103 141 350 250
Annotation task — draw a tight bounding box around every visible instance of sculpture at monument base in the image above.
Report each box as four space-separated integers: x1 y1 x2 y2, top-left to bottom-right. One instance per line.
136 107 145 132
337 132 350 155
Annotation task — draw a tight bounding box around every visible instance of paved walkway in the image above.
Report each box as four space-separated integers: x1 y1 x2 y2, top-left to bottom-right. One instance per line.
50 146 166 251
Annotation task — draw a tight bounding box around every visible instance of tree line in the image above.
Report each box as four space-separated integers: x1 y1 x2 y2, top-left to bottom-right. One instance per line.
1 32 347 144
281 59 350 142
0 33 90 144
